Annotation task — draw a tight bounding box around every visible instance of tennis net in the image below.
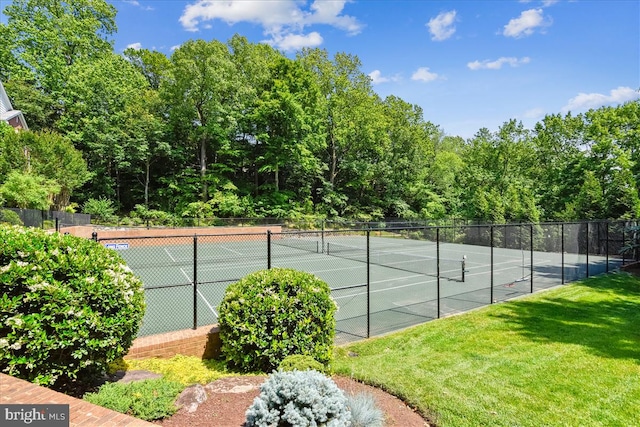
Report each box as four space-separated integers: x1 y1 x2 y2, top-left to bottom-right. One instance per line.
272 237 320 254
326 242 464 281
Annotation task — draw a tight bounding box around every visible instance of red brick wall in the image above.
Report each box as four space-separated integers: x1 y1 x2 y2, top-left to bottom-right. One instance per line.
125 324 221 360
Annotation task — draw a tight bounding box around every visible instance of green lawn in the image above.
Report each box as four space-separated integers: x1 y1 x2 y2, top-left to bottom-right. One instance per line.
333 272 640 427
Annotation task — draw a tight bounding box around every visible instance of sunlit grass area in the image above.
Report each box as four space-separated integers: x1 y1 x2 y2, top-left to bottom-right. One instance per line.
333 272 640 427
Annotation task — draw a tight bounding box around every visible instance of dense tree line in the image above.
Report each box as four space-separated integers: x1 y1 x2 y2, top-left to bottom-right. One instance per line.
1 0 638 222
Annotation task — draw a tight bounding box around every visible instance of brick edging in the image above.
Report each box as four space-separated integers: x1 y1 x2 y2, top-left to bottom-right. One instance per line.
0 373 155 426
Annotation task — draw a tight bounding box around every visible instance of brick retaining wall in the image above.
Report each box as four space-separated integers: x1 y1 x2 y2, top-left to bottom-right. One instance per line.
126 324 221 360
0 374 154 426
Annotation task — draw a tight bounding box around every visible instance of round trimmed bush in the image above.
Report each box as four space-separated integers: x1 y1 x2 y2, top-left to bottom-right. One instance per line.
245 370 351 427
278 354 326 373
218 268 336 373
0 209 22 225
0 224 145 390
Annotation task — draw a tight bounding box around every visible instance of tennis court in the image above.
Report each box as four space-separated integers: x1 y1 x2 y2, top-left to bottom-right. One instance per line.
100 224 623 343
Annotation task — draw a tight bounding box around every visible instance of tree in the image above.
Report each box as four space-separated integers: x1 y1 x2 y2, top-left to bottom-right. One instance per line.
57 52 153 206
165 39 240 202
297 48 387 218
1 0 117 129
0 130 89 209
0 170 59 210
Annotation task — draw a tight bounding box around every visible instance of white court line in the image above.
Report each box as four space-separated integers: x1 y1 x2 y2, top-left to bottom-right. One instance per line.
180 267 191 282
220 245 243 255
164 247 177 263
196 289 219 319
464 259 551 279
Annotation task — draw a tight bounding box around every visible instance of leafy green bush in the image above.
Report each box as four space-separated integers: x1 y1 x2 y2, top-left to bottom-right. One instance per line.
218 268 336 373
0 209 22 225
84 378 183 421
278 354 326 373
0 225 145 390
83 197 116 223
245 370 351 427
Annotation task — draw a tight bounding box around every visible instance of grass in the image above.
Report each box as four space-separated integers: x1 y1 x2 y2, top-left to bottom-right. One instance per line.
332 272 640 427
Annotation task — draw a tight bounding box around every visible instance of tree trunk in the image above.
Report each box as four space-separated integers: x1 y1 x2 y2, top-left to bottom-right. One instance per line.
200 136 208 201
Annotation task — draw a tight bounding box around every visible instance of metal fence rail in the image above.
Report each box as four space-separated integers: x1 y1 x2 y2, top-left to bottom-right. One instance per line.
94 220 635 342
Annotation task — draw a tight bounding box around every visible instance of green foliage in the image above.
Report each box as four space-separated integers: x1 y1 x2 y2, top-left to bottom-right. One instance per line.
218 268 336 373
346 393 385 427
0 209 22 225
0 225 145 390
0 171 59 210
0 121 13 139
130 205 178 226
245 370 351 427
113 354 236 386
0 131 90 210
278 354 326 373
83 197 116 222
83 378 183 421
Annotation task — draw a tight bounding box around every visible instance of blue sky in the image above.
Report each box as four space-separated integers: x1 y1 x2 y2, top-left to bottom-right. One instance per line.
4 0 640 138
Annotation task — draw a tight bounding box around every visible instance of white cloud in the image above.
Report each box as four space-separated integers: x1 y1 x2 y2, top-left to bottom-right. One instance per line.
179 0 362 50
411 67 439 82
122 0 153 11
467 56 531 70
266 32 324 52
368 70 400 84
126 42 143 50
503 9 550 38
170 45 181 51
369 70 389 84
562 86 640 113
427 10 457 41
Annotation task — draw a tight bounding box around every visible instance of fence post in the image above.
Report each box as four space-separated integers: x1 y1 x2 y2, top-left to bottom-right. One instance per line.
366 229 371 338
193 235 198 330
267 230 272 269
530 224 534 294
586 222 590 278
605 222 609 273
55 217 59 232
561 223 565 284
490 225 494 304
622 223 626 265
436 227 440 319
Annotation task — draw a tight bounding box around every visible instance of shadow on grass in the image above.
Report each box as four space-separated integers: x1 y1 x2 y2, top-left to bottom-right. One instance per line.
491 273 640 363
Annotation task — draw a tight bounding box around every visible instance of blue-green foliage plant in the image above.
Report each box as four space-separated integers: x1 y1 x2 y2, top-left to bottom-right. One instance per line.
218 268 336 373
346 393 385 427
0 225 145 390
245 370 352 427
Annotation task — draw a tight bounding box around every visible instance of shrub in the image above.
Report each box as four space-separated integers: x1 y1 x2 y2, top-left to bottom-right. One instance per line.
0 209 22 225
0 225 145 390
218 268 336 373
83 197 116 223
346 393 385 427
245 370 351 427
279 354 327 374
84 378 183 421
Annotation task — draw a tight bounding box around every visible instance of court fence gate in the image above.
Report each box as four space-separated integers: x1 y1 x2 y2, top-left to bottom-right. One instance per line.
94 220 635 343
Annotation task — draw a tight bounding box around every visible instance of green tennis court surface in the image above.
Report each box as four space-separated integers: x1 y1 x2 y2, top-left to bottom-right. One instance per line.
105 234 621 343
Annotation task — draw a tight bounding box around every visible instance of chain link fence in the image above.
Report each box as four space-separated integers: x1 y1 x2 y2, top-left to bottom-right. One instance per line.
94 220 633 342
